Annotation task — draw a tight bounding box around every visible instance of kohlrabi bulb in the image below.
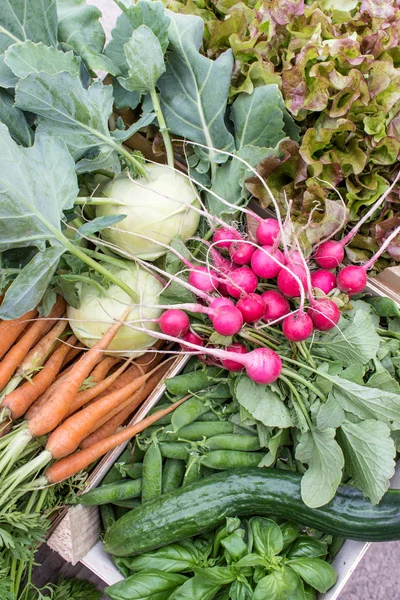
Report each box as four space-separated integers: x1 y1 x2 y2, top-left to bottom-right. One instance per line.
67 261 163 357
97 165 200 261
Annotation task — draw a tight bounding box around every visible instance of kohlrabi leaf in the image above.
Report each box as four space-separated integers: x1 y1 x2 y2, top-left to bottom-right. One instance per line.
5 41 81 78
328 376 400 430
235 376 293 429
78 215 127 238
14 72 140 174
0 246 65 319
118 26 166 93
158 12 234 165
56 0 119 75
112 78 141 110
111 112 155 142
295 428 344 508
337 419 396 504
230 85 287 150
0 88 33 146
207 145 277 218
0 0 58 88
105 1 170 76
0 125 78 317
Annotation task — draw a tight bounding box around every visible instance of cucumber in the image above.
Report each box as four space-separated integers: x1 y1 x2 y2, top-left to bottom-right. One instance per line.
104 469 400 557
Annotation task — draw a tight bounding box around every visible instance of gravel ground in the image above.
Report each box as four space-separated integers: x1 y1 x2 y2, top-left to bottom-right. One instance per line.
82 2 400 597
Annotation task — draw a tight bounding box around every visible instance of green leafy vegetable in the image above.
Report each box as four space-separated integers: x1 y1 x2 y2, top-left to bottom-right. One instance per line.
235 376 293 429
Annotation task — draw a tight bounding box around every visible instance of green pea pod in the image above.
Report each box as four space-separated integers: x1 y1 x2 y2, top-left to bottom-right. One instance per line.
182 455 202 488
124 463 143 480
162 459 186 494
171 397 209 432
149 403 174 425
199 411 221 422
79 479 142 505
161 421 234 442
112 499 141 509
114 505 130 520
166 367 225 397
100 504 116 532
160 442 191 460
205 434 261 451
142 434 162 504
102 466 122 485
201 451 266 470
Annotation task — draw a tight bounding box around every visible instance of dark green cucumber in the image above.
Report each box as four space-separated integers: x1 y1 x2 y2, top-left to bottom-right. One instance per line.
104 469 400 557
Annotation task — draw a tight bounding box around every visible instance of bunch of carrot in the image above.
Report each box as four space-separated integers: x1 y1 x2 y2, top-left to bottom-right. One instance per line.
0 297 186 506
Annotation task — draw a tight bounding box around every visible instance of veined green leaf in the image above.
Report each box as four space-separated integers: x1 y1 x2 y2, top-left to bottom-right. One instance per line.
56 0 119 75
254 568 303 600
230 85 286 150
0 88 32 146
0 0 58 88
235 376 293 429
5 41 81 78
337 419 396 504
288 558 337 593
295 428 344 508
118 26 166 93
158 12 234 165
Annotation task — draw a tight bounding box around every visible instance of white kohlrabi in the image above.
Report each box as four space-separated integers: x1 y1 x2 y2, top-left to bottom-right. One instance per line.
97 164 201 261
67 261 164 357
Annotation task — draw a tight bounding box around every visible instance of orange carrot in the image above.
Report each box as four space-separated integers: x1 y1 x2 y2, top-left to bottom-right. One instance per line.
2 336 77 420
24 367 73 420
27 308 131 438
45 395 191 484
46 361 170 459
0 297 66 392
80 360 172 448
61 343 84 368
0 309 38 360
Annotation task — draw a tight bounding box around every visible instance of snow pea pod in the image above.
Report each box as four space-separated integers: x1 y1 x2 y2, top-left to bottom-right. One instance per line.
162 459 186 494
201 451 265 470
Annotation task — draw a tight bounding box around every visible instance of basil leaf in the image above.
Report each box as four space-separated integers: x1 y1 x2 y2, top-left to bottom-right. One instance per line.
192 566 238 585
287 537 328 560
56 0 119 75
336 419 396 504
221 532 248 562
119 540 201 573
234 554 269 568
229 580 254 600
105 571 187 600
158 12 234 165
254 567 304 600
288 558 337 593
0 0 58 88
280 523 300 550
249 517 283 557
295 428 344 508
169 574 223 600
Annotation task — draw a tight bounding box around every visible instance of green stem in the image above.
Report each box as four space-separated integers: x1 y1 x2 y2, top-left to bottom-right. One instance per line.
0 426 33 482
78 247 129 269
95 131 148 178
299 341 317 369
74 196 127 206
0 450 52 508
150 87 175 169
239 329 280 351
280 374 313 429
62 238 139 302
281 367 327 402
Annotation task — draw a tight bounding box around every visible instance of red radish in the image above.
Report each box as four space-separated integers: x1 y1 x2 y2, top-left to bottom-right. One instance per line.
309 299 340 331
209 297 234 310
213 227 241 249
311 270 337 294
282 312 313 342
251 246 284 279
277 264 307 298
188 266 219 293
221 343 247 372
314 240 345 269
181 331 204 351
229 241 255 265
337 265 367 295
236 293 265 323
256 218 280 246
261 290 290 322
218 280 231 297
244 347 282 384
208 245 236 274
159 310 190 338
225 268 258 299
212 305 244 336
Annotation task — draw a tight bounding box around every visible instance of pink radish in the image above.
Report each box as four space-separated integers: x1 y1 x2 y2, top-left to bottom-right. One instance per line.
181 331 204 351
188 266 219 293
282 312 313 342
309 299 340 331
208 246 236 274
251 246 285 279
261 290 290 322
229 241 255 265
159 310 190 337
221 343 247 372
314 240 345 269
256 218 280 246
236 293 266 323
212 305 244 336
311 270 337 294
209 297 234 310
225 268 258 299
213 227 241 249
337 265 367 295
277 264 307 298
